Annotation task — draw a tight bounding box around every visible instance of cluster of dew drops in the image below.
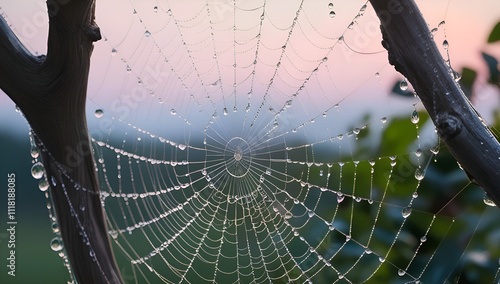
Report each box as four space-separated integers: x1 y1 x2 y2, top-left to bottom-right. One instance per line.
27 129 67 262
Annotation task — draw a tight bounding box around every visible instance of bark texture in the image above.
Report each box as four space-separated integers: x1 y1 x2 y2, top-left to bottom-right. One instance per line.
0 1 123 283
369 0 500 207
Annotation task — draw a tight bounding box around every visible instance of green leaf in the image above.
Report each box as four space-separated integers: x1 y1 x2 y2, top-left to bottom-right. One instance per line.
459 67 477 99
379 111 429 157
482 52 500 86
487 21 500 43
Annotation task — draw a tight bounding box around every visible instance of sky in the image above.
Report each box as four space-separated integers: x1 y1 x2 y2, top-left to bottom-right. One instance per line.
0 0 499 138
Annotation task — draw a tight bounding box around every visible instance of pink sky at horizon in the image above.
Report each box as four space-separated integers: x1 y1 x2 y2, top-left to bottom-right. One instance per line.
0 0 499 136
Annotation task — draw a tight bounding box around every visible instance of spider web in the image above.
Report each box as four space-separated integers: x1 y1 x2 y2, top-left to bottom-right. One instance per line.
5 0 500 283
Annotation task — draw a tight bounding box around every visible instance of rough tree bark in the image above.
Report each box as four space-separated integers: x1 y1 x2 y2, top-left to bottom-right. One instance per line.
0 1 123 283
369 0 500 207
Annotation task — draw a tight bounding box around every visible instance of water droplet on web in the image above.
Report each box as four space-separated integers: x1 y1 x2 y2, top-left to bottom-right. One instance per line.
260 14 264 20
223 107 229 115
285 100 292 108
233 106 237 112
483 195 496 207
329 11 336 18
144 30 151 37
379 256 385 263
348 22 354 30
31 145 39 158
308 211 314 218
398 269 406 276
111 48 117 56
411 109 419 124
50 237 63 252
39 178 49 191
380 117 387 124
420 236 427 243
415 149 422 157
414 168 424 180
328 3 333 9
401 207 412 218
95 109 104 118
400 78 408 91
442 39 449 49
319 170 323 177
438 20 446 28
170 109 177 115
322 57 328 62
337 194 344 203
51 222 59 233
265 169 271 175
153 6 158 13
31 162 44 179
126 65 132 73
178 144 186 151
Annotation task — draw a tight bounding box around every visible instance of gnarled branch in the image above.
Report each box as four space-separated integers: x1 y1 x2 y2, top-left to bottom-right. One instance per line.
0 1 123 283
369 0 500 207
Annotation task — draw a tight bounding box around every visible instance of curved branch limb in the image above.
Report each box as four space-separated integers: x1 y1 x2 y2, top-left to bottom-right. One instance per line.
0 1 122 283
369 0 500 207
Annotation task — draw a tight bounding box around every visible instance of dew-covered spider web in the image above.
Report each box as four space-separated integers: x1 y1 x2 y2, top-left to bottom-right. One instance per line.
5 0 500 283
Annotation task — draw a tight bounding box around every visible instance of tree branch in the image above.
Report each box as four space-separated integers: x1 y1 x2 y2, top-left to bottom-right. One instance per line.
369 0 500 207
0 1 122 283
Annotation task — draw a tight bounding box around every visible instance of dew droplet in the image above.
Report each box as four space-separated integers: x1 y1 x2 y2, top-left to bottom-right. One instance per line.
144 30 151 37
337 194 345 203
379 256 385 263
95 109 104 118
170 109 177 115
380 117 387 124
111 48 117 56
322 57 328 62
328 3 333 9
329 11 336 18
401 206 412 218
31 146 39 158
153 6 158 13
285 100 292 108
411 109 419 124
39 179 49 192
223 107 229 115
126 65 132 73
51 222 59 234
178 144 186 151
31 162 45 179
414 168 424 180
420 236 427 243
442 39 449 49
398 269 405 276
308 211 314 218
483 195 496 207
400 78 408 91
415 149 422 157
50 237 63 252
